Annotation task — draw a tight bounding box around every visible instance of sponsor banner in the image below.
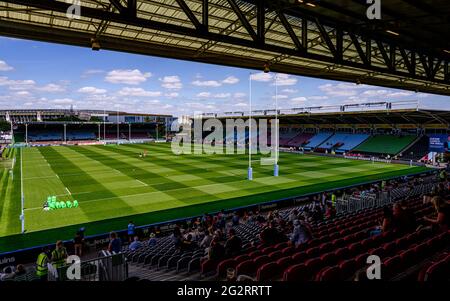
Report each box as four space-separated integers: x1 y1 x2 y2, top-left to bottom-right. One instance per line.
429 134 448 153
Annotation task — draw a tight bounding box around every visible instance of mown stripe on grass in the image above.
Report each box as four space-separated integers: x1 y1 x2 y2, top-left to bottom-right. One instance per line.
38 147 134 221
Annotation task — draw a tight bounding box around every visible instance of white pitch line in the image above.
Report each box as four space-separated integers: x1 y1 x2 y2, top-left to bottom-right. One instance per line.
65 187 72 195
135 179 148 186
24 175 59 180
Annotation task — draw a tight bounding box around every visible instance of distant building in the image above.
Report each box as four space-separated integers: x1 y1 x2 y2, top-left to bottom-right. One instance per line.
0 109 177 128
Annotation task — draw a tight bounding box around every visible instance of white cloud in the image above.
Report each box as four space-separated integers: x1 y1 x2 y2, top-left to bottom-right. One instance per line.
361 89 389 97
197 92 211 98
52 98 74 104
0 76 36 90
14 91 31 97
222 76 239 85
160 76 182 89
274 74 298 86
308 96 328 101
234 92 246 98
78 86 107 94
105 69 151 85
214 93 231 98
386 91 413 98
272 94 288 100
81 69 104 78
319 83 360 97
186 102 216 110
197 92 232 99
234 102 248 107
165 92 179 98
118 87 161 97
192 80 222 87
37 83 65 93
0 60 13 71
250 72 273 82
282 89 298 94
290 96 308 104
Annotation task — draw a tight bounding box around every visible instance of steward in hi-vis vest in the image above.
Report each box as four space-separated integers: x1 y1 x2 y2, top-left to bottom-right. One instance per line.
36 246 50 280
51 240 68 269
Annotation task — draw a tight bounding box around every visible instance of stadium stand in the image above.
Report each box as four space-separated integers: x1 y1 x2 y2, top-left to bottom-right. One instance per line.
66 131 96 141
279 129 301 146
303 133 333 149
28 131 63 142
352 135 418 155
286 133 314 148
401 136 430 160
116 173 449 282
317 134 370 152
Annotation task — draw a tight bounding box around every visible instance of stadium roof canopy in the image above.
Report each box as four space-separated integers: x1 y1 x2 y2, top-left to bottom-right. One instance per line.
1 0 450 95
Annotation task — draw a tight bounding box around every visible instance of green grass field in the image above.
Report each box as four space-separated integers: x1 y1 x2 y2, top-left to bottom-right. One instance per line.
0 143 429 252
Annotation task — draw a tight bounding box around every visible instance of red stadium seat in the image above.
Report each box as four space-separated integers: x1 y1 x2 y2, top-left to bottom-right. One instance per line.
216 259 237 278
274 242 289 250
268 250 283 261
334 247 351 260
283 263 309 281
201 259 218 275
319 242 333 253
339 259 357 279
292 251 308 264
320 252 337 266
399 248 415 266
234 254 250 263
276 256 294 271
256 262 280 281
261 246 275 255
382 242 397 257
315 266 341 281
305 257 323 275
383 255 402 278
281 246 295 257
331 238 345 249
248 250 261 258
253 255 271 268
306 246 320 258
236 260 257 276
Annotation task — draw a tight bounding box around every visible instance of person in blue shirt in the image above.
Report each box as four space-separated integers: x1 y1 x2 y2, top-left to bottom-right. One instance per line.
127 221 135 243
108 232 122 253
128 236 142 251
147 233 157 248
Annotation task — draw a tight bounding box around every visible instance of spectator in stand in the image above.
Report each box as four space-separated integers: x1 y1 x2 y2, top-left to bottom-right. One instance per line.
108 232 122 253
0 265 27 281
181 234 198 251
172 226 183 249
290 218 312 247
232 211 240 226
147 233 157 248
129 236 142 251
423 196 450 233
73 230 84 257
127 221 136 243
312 205 323 222
224 228 242 257
200 229 213 249
381 206 394 232
325 203 336 219
392 203 416 234
208 236 225 261
260 221 284 246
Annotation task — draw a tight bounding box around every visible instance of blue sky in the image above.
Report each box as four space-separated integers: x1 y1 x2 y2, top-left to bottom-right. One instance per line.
0 37 449 117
